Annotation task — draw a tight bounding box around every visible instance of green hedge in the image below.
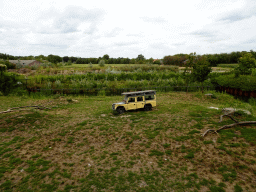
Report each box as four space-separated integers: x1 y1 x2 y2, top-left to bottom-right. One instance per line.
216 74 256 91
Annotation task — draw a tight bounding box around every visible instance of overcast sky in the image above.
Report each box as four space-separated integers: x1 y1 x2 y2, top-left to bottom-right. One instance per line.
0 0 256 59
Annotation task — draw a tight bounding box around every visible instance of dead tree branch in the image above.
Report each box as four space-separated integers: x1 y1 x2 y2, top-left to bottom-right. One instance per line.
202 121 256 137
219 114 238 123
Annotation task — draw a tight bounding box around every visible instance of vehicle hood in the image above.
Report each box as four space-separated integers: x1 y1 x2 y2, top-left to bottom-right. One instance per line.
113 102 126 105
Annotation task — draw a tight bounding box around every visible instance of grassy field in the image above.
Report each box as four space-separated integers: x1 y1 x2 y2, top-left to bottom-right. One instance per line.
1 91 256 191
63 64 139 68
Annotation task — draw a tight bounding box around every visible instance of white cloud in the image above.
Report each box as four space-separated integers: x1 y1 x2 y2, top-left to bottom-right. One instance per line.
0 0 255 58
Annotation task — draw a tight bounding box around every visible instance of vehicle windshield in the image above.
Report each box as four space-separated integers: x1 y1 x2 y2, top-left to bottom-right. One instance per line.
123 96 128 102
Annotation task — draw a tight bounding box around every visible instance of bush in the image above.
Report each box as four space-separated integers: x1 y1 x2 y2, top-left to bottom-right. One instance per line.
98 60 105 67
0 64 7 73
153 60 161 65
235 53 256 76
0 60 16 69
0 72 19 95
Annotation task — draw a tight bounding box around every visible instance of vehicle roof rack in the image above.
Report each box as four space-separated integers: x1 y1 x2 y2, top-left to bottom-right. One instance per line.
121 90 156 97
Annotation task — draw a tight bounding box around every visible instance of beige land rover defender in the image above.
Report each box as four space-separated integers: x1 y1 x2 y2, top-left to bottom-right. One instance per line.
112 90 156 114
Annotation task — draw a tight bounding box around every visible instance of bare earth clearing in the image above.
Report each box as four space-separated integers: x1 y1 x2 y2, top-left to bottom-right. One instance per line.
0 91 256 191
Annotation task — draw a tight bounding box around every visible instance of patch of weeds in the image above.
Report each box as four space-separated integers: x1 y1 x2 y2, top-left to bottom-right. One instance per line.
51 138 61 142
172 135 192 141
165 150 172 155
204 140 214 144
149 150 164 156
78 120 88 126
163 143 170 148
9 155 23 165
0 180 12 191
77 143 85 147
209 185 225 192
218 165 237 182
233 162 248 170
67 137 74 143
217 144 232 155
63 163 75 167
218 182 226 188
192 122 204 130
26 136 37 143
188 130 200 135
234 183 243 192
229 143 241 147
239 127 256 145
184 152 194 159
58 130 68 136
64 185 77 191
144 129 160 139
0 147 13 156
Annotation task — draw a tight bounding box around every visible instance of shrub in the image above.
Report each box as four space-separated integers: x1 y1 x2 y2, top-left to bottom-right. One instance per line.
0 64 7 73
153 60 161 65
0 60 16 69
98 60 105 67
235 53 256 76
0 72 19 95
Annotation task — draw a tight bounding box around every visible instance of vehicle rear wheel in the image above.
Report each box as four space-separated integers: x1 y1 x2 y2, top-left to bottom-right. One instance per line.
116 107 125 114
144 104 152 111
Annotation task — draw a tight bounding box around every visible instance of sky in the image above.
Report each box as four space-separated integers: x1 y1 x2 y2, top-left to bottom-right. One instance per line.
0 0 256 59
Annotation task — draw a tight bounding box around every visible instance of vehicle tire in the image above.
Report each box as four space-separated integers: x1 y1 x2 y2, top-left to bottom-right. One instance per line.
116 107 125 114
144 104 152 111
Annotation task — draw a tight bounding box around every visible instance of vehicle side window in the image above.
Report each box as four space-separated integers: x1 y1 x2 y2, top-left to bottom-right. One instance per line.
128 97 135 103
145 95 154 100
137 96 143 102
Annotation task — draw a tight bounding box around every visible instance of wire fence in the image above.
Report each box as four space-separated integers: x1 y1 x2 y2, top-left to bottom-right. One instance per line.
26 86 217 96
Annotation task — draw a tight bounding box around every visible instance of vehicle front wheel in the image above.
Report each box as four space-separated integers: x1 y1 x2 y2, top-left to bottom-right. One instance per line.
144 104 152 111
116 107 125 114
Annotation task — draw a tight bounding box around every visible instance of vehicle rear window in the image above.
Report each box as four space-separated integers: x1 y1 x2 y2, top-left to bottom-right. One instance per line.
145 95 154 100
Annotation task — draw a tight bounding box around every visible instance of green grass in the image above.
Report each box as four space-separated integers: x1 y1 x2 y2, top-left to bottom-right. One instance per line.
0 91 255 191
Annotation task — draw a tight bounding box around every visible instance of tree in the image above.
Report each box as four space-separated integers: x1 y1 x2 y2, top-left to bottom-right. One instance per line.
235 53 256 76
47 55 62 66
191 56 212 93
98 59 105 67
183 52 196 93
136 54 145 61
103 54 109 60
63 56 69 62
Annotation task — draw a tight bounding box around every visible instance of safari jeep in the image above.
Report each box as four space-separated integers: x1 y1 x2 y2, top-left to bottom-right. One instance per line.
112 90 156 114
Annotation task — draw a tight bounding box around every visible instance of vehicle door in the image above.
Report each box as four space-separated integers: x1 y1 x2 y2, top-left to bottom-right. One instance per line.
127 97 136 110
136 96 144 109
145 95 156 107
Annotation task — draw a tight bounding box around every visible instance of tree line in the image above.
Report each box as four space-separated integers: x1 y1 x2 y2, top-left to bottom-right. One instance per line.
1 50 256 66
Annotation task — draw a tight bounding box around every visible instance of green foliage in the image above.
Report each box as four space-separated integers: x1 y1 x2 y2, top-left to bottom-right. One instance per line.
163 54 187 66
235 53 256 76
0 72 19 95
136 54 145 61
0 64 7 72
184 152 194 159
98 59 105 67
149 150 164 156
216 74 256 91
192 56 212 83
103 54 109 60
153 59 161 65
47 54 62 65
